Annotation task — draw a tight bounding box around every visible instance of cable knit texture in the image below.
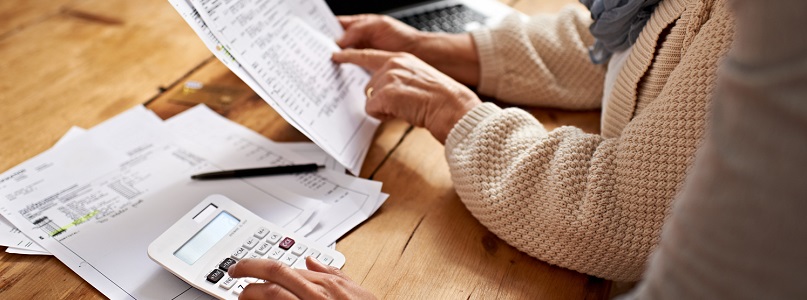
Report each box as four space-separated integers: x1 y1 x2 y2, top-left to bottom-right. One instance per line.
447 0 734 281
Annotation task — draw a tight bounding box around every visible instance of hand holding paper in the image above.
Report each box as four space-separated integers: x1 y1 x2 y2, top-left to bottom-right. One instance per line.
182 0 378 174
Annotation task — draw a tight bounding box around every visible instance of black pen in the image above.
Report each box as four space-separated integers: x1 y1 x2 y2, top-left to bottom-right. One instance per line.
190 163 323 180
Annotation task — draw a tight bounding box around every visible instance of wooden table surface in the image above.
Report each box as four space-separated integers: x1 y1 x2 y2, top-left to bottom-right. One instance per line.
0 0 608 299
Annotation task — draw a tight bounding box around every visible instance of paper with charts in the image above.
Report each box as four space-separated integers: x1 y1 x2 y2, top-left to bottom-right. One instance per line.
0 105 387 299
170 0 378 175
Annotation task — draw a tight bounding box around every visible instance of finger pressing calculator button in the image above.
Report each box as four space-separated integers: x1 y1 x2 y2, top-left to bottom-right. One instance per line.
317 254 334 266
290 243 307 256
278 237 295 250
254 227 269 239
266 233 282 244
219 257 237 271
303 249 321 259
232 247 248 260
206 269 225 284
243 237 258 249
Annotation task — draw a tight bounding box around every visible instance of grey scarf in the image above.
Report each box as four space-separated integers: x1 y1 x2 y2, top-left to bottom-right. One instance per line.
580 0 663 64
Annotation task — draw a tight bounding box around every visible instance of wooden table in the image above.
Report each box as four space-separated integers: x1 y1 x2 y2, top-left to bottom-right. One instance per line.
0 0 608 298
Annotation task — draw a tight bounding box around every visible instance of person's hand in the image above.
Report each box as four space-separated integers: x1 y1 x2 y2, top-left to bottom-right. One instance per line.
336 14 424 54
337 14 480 86
227 257 375 300
333 49 482 143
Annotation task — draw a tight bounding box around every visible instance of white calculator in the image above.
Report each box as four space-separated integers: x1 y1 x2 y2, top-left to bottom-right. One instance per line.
148 194 346 299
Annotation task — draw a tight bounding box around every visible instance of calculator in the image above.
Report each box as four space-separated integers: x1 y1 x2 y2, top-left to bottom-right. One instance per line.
148 194 346 299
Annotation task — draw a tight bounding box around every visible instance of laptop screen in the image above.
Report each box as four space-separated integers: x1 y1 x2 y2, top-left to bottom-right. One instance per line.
325 0 432 15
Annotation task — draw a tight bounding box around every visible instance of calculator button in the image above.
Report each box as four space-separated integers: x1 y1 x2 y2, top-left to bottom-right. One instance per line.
254 227 270 239
232 247 248 259
278 237 295 250
291 258 308 269
266 233 282 244
255 242 271 255
317 254 334 266
219 257 237 271
290 243 307 256
233 280 247 295
219 276 237 290
243 237 258 249
245 277 259 283
206 269 225 284
267 247 284 260
303 248 321 259
248 252 261 259
280 252 298 266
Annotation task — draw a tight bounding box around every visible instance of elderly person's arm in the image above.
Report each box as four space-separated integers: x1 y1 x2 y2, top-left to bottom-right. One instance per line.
337 7 605 110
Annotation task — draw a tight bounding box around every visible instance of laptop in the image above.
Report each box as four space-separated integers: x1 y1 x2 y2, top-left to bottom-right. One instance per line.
325 0 520 33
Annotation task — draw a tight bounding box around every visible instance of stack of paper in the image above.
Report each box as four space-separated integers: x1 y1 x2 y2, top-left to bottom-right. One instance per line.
169 0 379 175
0 105 387 299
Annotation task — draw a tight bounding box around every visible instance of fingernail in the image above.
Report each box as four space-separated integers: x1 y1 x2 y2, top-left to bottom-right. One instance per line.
307 255 324 265
227 261 239 276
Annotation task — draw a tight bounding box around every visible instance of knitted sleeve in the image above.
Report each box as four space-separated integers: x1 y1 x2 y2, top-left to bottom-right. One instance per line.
446 101 683 282
446 2 733 281
471 6 606 110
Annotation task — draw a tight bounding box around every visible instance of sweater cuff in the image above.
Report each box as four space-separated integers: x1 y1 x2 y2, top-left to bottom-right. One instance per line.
445 102 502 152
470 28 502 97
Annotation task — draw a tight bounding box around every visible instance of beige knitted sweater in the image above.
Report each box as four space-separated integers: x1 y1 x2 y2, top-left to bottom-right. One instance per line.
446 0 734 281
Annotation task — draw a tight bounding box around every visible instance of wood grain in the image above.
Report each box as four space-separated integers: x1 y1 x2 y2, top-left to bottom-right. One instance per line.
0 0 210 171
0 0 609 299
0 0 209 298
0 0 74 38
511 0 584 15
339 127 607 299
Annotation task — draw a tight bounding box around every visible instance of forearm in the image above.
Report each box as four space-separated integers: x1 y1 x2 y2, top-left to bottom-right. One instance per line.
471 9 605 109
411 31 480 86
445 104 680 281
407 6 604 107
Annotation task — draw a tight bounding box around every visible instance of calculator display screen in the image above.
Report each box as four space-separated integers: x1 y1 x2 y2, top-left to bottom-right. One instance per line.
174 211 240 265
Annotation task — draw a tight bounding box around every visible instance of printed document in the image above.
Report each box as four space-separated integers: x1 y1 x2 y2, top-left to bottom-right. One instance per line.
0 107 320 299
165 105 386 245
0 127 86 255
0 105 388 299
172 0 378 174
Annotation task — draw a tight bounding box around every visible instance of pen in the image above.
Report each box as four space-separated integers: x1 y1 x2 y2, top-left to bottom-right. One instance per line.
190 163 323 180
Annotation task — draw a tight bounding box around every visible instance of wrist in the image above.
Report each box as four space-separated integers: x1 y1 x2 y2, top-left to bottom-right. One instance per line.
413 32 480 86
430 90 482 144
444 102 501 149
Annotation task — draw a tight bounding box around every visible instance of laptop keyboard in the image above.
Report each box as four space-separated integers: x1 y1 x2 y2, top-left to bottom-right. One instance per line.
397 4 487 33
